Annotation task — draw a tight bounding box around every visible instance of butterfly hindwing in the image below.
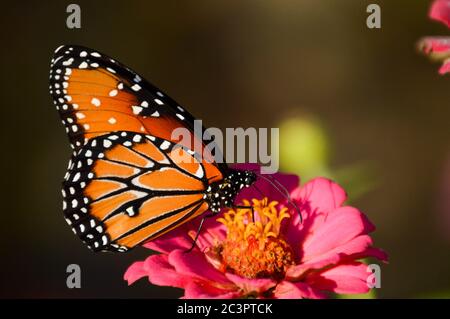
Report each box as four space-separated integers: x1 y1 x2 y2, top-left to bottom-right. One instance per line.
62 131 216 252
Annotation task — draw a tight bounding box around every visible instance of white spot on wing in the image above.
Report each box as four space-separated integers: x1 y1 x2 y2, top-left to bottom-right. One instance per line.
194 165 204 178
132 106 143 114
91 98 101 107
55 45 64 53
126 206 136 216
73 172 81 182
62 58 74 66
160 141 170 150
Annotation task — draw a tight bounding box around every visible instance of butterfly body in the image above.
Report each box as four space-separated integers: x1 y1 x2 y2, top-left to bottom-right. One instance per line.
49 45 256 252
204 170 256 213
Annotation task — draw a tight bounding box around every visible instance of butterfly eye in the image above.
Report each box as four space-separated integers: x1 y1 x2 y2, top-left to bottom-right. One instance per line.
244 176 254 185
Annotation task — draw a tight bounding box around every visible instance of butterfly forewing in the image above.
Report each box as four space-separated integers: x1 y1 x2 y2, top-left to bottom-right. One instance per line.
49 45 219 160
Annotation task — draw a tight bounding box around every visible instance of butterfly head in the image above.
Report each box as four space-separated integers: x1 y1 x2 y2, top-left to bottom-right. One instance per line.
205 170 256 213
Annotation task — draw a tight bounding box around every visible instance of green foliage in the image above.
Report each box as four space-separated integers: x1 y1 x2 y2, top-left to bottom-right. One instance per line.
279 116 330 181
278 116 378 201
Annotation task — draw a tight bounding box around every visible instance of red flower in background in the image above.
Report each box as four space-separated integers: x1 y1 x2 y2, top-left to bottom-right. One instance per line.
419 0 450 74
124 166 387 299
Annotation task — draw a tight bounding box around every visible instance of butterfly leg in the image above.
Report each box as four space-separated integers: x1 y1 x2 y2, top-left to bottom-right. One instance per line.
185 204 255 253
185 212 217 253
232 205 255 222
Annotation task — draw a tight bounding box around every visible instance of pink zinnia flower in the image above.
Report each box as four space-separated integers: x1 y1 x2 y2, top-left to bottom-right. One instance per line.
418 0 450 74
124 165 387 299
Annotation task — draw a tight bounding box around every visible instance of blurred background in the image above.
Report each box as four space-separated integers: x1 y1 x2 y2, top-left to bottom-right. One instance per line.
1 0 449 298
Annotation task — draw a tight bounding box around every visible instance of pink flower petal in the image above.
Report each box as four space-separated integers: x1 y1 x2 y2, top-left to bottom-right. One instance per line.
183 282 240 299
286 234 381 279
285 178 348 257
194 217 227 251
350 247 389 263
124 254 192 288
439 58 450 74
301 206 375 263
273 281 328 299
418 37 450 75
144 212 227 254
143 223 195 254
419 37 450 54
224 273 277 295
306 261 372 294
144 254 191 288
430 0 450 28
124 261 148 285
294 177 347 219
168 250 232 287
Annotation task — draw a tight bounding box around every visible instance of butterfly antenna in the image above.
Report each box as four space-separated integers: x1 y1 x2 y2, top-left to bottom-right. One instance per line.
254 172 302 223
267 175 291 201
265 174 302 223
253 184 265 199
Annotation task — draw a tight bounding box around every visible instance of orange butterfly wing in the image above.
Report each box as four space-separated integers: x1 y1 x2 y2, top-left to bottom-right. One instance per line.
49 45 222 177
63 132 213 252
50 45 227 252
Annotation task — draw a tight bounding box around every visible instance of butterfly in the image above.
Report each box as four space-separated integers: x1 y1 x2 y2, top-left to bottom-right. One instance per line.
49 45 257 252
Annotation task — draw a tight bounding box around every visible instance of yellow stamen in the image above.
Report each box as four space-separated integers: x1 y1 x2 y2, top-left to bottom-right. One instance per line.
216 198 294 280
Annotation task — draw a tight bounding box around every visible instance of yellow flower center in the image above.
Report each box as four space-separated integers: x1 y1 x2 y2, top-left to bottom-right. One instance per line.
216 198 295 280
